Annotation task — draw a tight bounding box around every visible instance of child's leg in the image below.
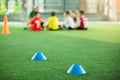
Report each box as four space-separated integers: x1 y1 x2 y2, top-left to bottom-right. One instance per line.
41 22 44 28
68 27 74 30
58 25 63 30
76 27 88 30
24 23 31 29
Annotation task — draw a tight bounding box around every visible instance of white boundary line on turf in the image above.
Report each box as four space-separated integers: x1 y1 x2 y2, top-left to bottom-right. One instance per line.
0 21 120 26
89 21 120 24
0 22 26 25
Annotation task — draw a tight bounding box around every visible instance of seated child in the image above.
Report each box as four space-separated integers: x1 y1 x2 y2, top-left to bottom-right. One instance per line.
70 10 79 28
61 11 75 30
77 10 88 30
24 6 44 30
47 12 59 30
29 12 42 31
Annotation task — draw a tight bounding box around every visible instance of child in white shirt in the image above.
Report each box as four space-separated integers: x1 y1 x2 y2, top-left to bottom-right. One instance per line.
61 11 75 30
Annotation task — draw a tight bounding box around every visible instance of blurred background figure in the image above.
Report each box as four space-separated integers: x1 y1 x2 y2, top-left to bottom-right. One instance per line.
21 0 27 22
29 6 40 21
70 10 79 28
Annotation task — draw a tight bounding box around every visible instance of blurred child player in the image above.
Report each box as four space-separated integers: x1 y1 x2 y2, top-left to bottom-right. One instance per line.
47 12 59 30
29 12 42 31
77 10 88 30
61 11 74 30
29 6 40 20
24 6 44 29
71 10 79 28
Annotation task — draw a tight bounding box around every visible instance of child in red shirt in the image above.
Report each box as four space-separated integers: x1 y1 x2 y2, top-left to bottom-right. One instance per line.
77 10 88 30
29 12 42 31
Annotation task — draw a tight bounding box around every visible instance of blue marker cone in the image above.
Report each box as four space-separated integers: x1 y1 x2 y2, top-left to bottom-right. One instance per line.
31 52 47 60
67 64 86 74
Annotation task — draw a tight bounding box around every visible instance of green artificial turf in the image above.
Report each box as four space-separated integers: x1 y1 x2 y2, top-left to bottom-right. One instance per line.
0 24 120 80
